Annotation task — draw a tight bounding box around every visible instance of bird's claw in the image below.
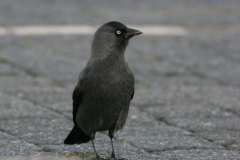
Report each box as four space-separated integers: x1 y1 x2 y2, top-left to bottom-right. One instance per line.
110 153 116 160
92 156 103 160
92 155 100 160
111 153 116 159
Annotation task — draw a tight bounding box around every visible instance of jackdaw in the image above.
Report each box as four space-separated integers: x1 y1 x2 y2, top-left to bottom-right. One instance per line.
64 21 142 159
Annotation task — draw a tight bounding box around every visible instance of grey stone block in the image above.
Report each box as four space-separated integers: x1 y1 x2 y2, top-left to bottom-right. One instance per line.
165 117 240 132
155 149 240 160
196 131 240 146
116 126 224 151
0 131 40 156
0 156 79 160
0 92 62 120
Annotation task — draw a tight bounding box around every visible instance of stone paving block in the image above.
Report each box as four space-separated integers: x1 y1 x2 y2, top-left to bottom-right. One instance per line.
0 40 87 88
129 34 240 86
0 131 17 141
0 62 25 76
3 87 72 115
227 143 240 151
49 101 72 119
115 126 224 152
124 106 162 127
0 140 40 156
21 131 69 146
196 131 240 146
138 86 240 120
24 36 92 60
0 131 40 156
192 86 240 116
154 149 240 160
146 104 236 120
165 117 240 132
181 34 240 87
0 92 62 120
0 156 79 160
132 86 198 107
0 119 71 137
0 76 54 91
135 75 218 89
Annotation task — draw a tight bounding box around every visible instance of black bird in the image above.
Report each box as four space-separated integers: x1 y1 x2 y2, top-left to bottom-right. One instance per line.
64 21 142 159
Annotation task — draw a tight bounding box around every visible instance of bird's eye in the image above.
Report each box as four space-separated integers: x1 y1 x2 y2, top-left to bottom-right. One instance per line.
116 30 121 34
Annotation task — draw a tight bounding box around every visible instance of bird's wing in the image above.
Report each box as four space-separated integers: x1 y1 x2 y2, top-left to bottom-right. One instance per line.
131 90 134 100
72 66 90 125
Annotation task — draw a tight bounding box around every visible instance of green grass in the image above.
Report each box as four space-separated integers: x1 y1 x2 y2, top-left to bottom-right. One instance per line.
0 56 6 62
21 37 66 56
50 78 63 87
60 152 94 157
147 54 163 61
0 72 17 77
60 152 109 158
136 80 154 89
207 138 214 142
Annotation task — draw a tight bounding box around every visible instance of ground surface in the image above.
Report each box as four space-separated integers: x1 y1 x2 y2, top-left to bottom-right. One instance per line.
1 0 240 159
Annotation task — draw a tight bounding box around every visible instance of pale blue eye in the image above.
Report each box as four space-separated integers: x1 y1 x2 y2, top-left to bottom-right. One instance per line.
116 30 121 34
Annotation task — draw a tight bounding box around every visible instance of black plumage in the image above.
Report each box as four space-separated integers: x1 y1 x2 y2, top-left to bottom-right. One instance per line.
64 21 142 159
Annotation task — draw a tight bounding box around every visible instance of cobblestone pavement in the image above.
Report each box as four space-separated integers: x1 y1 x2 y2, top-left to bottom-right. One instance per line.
1 0 240 159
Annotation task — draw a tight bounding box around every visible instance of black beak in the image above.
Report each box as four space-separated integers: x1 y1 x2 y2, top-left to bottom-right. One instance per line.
124 28 143 39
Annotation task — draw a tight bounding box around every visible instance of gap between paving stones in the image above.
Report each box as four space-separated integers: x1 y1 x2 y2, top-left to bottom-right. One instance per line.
2 90 70 121
135 105 229 151
0 92 67 150
0 58 38 78
0 129 40 150
180 90 240 120
0 52 65 87
147 66 231 87
207 102 240 119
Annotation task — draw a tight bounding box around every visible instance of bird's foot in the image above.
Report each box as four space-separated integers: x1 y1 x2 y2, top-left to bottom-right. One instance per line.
92 155 104 160
110 152 116 160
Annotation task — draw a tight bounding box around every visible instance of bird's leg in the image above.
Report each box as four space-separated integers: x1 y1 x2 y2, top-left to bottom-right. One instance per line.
90 133 101 160
110 138 115 159
91 139 100 159
109 129 116 159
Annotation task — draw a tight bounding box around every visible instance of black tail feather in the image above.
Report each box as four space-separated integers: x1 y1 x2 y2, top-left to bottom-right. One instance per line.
64 125 90 144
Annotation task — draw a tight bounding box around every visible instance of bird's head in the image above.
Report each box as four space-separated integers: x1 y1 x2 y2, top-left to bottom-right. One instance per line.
91 21 142 59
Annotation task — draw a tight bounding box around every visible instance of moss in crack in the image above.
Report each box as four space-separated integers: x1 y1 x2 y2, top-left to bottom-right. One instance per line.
158 117 166 123
28 139 36 143
38 148 53 153
0 56 6 63
50 78 63 87
190 71 205 79
212 104 217 108
60 152 95 157
21 37 66 56
136 80 154 89
147 54 163 61
99 153 108 156
0 72 17 77
207 138 214 142
164 72 182 77
25 69 38 77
